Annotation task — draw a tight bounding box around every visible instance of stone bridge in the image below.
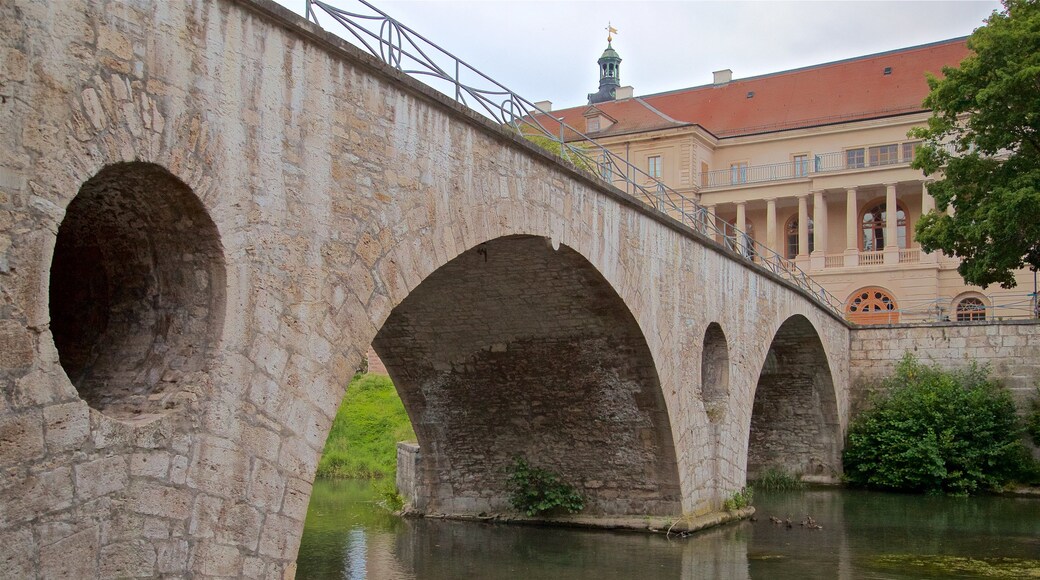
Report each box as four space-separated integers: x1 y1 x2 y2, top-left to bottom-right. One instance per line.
1 0 849 576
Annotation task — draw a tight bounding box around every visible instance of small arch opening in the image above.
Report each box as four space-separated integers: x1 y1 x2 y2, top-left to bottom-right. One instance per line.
49 162 225 420
701 322 729 421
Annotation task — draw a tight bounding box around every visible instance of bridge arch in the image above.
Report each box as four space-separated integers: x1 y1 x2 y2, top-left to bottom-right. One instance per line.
746 314 841 482
371 235 682 516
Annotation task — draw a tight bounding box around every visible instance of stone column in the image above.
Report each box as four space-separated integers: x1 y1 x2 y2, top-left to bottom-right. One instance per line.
845 187 859 266
811 189 828 270
736 201 747 256
797 194 809 265
884 182 899 264
766 198 777 255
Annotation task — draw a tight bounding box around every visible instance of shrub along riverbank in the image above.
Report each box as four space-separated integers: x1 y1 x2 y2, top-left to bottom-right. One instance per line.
843 354 1039 495
316 373 416 479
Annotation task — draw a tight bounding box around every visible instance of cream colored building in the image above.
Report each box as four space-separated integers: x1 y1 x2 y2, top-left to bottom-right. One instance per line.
539 38 1036 324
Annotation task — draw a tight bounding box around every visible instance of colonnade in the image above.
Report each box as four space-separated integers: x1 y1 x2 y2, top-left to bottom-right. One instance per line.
702 180 936 270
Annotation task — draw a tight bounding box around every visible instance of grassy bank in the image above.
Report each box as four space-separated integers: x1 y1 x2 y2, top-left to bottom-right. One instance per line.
317 373 415 479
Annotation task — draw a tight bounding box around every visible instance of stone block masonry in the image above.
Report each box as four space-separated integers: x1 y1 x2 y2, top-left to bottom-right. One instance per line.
849 321 1040 412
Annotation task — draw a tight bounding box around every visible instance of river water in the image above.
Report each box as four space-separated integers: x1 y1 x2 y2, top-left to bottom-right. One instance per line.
297 479 1040 579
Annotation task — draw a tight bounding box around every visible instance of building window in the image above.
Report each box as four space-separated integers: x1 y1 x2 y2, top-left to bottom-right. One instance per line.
648 155 662 179
793 154 809 177
724 219 755 259
730 161 748 184
861 199 908 251
784 215 814 259
869 144 899 166
587 117 600 132
902 141 922 163
846 287 899 324
955 297 987 321
846 148 865 169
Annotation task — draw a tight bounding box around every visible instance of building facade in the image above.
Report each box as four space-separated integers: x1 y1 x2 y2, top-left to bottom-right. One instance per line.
537 38 1036 324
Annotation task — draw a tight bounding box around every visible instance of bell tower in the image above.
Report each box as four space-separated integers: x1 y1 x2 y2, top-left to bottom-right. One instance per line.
588 25 622 104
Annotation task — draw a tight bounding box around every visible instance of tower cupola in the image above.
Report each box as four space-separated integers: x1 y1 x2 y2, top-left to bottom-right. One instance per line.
588 25 622 104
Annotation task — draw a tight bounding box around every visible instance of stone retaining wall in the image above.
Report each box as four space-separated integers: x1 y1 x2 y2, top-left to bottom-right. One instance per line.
850 320 1040 411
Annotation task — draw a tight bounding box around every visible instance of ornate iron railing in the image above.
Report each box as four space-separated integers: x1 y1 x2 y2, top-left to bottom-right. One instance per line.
303 0 843 316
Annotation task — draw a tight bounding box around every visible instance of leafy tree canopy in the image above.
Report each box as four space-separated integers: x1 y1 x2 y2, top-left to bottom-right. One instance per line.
910 0 1040 288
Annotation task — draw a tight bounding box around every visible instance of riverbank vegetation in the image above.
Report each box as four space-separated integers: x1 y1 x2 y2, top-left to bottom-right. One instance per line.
316 373 416 479
843 354 1037 495
751 468 804 491
1028 386 1040 447
722 486 754 511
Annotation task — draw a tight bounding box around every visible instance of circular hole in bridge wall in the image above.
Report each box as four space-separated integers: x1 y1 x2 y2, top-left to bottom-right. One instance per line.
49 162 225 420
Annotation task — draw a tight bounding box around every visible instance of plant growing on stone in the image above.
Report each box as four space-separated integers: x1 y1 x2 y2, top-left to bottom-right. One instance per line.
374 478 405 513
722 486 753 511
843 353 1031 495
506 457 585 517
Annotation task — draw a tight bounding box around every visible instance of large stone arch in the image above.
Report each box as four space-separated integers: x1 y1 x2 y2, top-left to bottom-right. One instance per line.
372 235 681 516
746 314 842 482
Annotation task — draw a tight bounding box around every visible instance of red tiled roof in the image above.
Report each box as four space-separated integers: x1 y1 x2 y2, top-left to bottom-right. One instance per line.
540 38 970 140
529 97 687 141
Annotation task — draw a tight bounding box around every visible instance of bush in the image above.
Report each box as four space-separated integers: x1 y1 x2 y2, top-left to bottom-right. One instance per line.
722 486 754 511
316 373 416 479
506 457 585 517
843 354 1030 495
1028 386 1040 447
373 477 404 513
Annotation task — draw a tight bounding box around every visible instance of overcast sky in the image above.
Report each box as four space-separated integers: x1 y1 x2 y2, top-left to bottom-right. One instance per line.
276 0 1000 111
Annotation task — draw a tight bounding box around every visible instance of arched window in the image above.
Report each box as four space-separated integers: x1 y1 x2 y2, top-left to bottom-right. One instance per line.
784 215 814 259
845 287 899 324
955 296 987 321
861 199 908 251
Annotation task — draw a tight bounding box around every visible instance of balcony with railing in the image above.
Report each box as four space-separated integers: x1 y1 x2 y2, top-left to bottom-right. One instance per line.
701 144 924 190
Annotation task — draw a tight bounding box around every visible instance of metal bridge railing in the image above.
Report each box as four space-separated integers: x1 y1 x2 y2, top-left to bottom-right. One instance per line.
303 0 844 317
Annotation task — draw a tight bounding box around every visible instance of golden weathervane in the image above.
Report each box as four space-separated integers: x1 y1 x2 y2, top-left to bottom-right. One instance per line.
606 22 618 43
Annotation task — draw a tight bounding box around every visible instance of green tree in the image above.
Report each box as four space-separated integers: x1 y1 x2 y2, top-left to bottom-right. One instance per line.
910 0 1040 288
